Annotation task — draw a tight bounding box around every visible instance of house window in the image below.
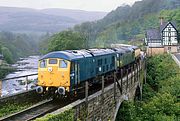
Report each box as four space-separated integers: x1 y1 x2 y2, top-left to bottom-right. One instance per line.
168 28 171 32
168 47 171 51
178 47 180 52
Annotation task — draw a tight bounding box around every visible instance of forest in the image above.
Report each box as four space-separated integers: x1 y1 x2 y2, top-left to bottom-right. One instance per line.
0 31 41 64
46 0 180 51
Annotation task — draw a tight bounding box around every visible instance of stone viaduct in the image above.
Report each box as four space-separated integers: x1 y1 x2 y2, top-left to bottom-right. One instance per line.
52 60 146 121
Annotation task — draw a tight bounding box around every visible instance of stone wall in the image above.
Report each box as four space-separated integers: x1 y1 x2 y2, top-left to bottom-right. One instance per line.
164 46 179 53
146 46 180 56
73 61 145 121
147 47 165 56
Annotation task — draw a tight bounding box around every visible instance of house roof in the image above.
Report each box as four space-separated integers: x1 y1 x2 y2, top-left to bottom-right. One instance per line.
146 21 178 41
146 29 161 40
160 21 178 32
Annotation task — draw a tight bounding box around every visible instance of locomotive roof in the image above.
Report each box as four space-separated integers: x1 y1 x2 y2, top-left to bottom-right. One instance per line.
120 46 134 52
40 49 115 61
86 49 115 56
40 46 138 61
40 50 92 61
126 46 139 50
111 48 126 54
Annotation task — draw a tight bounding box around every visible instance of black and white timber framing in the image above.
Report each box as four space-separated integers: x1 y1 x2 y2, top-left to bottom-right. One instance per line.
145 21 179 47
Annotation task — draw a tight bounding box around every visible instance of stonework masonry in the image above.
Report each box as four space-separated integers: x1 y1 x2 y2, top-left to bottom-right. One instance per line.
52 60 146 121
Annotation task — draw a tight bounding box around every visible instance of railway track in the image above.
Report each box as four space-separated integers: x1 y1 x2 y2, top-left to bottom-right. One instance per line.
0 66 137 121
0 85 107 121
0 98 71 121
0 84 104 121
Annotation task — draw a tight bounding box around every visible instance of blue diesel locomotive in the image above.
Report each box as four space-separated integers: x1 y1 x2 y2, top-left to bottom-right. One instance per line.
36 46 141 96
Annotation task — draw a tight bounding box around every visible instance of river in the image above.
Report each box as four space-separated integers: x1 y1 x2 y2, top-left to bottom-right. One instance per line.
1 56 40 97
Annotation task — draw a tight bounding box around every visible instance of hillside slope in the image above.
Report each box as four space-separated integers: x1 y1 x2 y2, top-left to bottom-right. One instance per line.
0 7 107 33
73 0 180 47
41 8 107 22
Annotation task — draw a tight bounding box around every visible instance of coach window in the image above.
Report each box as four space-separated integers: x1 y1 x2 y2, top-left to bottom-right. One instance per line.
112 56 115 65
59 60 68 68
105 58 107 64
49 59 57 64
40 60 47 68
98 59 102 66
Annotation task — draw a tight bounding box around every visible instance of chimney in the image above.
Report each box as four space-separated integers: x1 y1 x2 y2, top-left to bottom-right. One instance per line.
159 16 164 25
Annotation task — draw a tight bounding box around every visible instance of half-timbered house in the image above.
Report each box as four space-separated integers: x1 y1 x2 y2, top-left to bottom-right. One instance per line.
145 21 179 56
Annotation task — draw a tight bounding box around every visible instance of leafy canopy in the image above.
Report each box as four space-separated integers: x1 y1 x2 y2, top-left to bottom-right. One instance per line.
48 30 86 52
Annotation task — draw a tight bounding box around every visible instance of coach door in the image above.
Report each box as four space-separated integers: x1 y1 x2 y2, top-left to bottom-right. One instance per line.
74 62 80 85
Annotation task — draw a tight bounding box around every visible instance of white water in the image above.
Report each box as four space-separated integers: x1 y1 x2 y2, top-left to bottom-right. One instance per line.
1 56 40 97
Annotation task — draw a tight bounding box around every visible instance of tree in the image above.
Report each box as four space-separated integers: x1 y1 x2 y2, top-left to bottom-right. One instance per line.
48 30 86 52
2 47 13 64
0 43 2 54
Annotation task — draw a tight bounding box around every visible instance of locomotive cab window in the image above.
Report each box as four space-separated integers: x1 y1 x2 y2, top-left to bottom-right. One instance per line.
49 59 57 64
40 60 47 68
59 60 68 68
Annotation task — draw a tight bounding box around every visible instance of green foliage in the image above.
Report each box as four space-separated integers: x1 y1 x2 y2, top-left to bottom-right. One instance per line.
116 54 180 121
2 47 13 64
159 76 180 101
0 31 40 63
142 83 156 102
48 30 86 52
35 109 75 121
142 93 179 120
116 101 139 121
146 54 178 91
0 44 2 54
160 9 180 31
0 102 32 118
0 68 14 79
38 33 51 54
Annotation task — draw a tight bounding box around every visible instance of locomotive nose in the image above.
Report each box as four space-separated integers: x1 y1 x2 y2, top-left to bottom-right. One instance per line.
57 87 65 95
36 86 43 94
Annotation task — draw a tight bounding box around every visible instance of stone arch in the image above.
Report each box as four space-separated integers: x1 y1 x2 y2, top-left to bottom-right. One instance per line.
115 101 126 121
115 100 135 121
134 85 141 101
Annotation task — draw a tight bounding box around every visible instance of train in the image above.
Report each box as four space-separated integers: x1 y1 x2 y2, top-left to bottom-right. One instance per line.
36 45 141 97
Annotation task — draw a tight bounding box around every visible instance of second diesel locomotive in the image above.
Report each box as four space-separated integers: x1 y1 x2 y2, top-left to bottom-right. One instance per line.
36 46 141 96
